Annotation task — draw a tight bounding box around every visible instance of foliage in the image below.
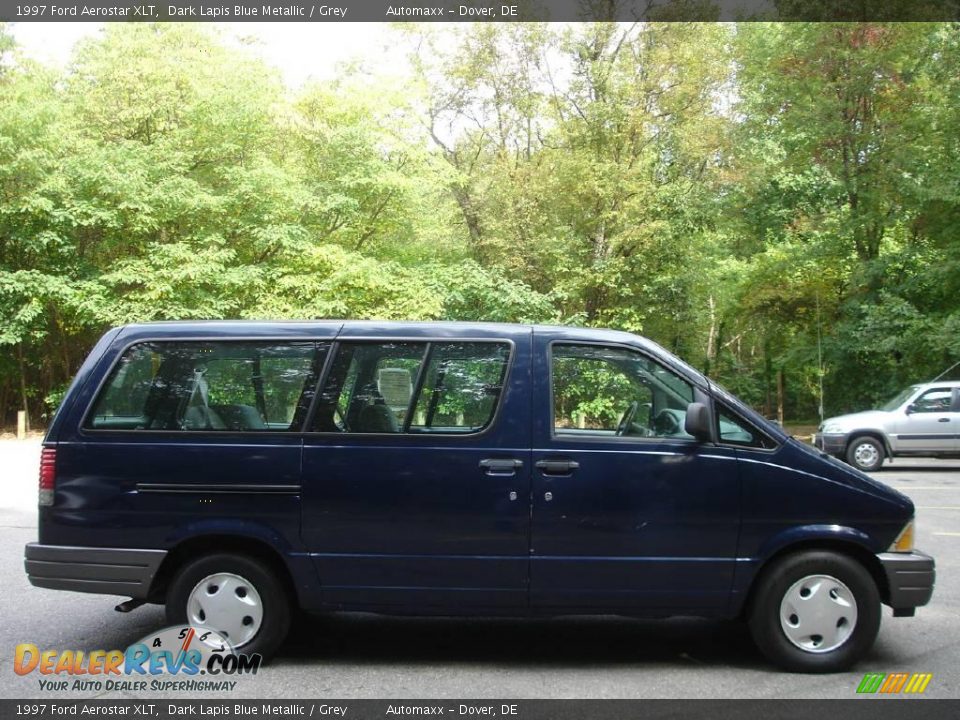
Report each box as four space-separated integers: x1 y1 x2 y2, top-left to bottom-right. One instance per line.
1 22 959 426
725 23 960 415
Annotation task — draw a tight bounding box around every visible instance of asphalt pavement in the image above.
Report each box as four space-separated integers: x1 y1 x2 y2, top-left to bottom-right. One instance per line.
1 439 956 699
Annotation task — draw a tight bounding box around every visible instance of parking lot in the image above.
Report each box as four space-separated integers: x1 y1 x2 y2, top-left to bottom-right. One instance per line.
1 439 957 699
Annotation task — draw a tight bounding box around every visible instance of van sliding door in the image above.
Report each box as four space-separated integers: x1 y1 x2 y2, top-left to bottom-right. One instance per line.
300 326 533 611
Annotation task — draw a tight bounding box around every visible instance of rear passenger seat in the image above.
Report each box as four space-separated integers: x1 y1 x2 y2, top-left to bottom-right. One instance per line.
212 404 268 430
181 404 227 430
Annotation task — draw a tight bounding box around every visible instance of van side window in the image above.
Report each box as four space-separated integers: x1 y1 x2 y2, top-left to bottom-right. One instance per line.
410 343 510 433
716 408 777 449
87 344 157 429
552 344 694 439
87 342 323 432
313 341 510 434
320 343 426 433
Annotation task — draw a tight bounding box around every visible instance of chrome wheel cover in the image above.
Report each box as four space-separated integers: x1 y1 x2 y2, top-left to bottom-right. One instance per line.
779 574 858 653
186 572 263 649
853 441 880 469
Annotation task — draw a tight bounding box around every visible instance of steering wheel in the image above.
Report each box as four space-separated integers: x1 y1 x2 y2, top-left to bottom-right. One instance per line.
654 409 681 436
616 401 640 436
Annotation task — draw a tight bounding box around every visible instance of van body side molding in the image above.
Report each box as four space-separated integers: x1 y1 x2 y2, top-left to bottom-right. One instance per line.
136 483 300 495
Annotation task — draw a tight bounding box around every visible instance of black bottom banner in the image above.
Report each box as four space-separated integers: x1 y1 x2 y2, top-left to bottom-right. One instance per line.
1 700 956 720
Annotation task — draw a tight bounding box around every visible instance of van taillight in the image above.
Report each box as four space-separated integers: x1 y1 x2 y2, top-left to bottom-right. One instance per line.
39 447 56 506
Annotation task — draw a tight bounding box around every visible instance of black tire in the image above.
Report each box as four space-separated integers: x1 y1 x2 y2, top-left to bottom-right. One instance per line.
846 436 885 472
748 551 881 673
166 553 291 660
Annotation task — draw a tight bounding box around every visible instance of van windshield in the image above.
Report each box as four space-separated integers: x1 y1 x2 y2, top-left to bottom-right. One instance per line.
881 385 921 412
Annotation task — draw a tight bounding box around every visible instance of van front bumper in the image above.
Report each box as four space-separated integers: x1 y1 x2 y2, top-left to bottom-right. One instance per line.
877 550 935 615
24 543 166 599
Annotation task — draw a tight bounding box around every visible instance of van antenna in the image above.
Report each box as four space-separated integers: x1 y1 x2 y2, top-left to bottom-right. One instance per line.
931 360 960 383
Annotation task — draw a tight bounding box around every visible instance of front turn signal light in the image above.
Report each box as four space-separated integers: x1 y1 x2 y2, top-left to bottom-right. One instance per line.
889 520 915 552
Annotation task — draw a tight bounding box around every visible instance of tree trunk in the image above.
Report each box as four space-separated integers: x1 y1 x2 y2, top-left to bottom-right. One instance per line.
17 342 30 433
777 368 785 426
706 294 717 369
451 186 485 261
0 379 8 428
763 345 773 418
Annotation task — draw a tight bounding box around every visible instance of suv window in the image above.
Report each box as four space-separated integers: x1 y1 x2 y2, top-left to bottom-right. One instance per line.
552 344 694 439
912 388 954 413
87 342 322 431
313 341 510 434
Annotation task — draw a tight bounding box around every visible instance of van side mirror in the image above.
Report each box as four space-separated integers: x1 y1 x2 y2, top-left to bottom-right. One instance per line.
905 404 916 415
684 402 712 443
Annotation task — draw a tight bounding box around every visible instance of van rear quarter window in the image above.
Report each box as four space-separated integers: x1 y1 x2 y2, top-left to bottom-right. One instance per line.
86 341 323 432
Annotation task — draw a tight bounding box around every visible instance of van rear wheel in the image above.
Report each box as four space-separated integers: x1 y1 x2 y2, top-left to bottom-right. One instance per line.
166 553 290 660
748 551 880 673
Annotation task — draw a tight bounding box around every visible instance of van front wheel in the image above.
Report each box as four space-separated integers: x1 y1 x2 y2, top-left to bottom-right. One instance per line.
166 553 291 660
748 551 880 672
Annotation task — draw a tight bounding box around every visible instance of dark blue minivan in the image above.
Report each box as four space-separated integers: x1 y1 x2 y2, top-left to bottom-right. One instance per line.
25 321 934 672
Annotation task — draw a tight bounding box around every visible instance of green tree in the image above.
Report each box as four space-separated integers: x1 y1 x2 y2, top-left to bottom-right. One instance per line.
725 23 960 416
3 21 959 428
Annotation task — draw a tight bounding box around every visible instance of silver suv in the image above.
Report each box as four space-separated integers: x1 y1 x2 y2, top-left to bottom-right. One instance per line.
816 381 960 472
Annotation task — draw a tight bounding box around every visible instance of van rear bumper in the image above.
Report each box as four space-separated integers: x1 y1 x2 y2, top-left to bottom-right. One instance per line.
877 550 935 614
24 543 166 599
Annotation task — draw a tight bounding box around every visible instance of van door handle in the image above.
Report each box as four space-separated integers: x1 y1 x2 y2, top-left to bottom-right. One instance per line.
938 418 951 422
536 460 579 475
479 458 523 476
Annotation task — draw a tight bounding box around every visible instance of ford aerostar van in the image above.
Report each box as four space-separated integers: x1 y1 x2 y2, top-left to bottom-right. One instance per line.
25 321 935 672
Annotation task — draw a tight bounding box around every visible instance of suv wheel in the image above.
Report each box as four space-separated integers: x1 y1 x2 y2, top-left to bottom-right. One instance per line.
166 553 291 659
748 551 880 672
846 436 884 472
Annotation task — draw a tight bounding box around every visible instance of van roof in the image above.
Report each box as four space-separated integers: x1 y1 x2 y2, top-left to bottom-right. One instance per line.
112 319 703 387
116 319 645 343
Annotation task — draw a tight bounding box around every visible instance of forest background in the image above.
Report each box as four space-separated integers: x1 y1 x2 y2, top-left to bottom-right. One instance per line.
1 21 958 429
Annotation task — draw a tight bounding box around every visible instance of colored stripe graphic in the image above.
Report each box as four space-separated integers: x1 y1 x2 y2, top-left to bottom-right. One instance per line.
857 672 932 694
904 674 933 694
882 673 909 693
857 673 885 693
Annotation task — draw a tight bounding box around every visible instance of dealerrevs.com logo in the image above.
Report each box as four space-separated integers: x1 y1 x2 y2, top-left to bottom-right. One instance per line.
14 626 261 693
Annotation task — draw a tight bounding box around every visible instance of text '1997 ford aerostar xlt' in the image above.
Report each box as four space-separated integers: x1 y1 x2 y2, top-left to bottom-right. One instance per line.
25 321 935 672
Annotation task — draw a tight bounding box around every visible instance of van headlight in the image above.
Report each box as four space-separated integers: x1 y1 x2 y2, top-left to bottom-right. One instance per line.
820 422 844 434
889 520 915 552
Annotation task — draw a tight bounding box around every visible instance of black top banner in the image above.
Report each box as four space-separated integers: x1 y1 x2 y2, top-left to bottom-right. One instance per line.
1 0 959 22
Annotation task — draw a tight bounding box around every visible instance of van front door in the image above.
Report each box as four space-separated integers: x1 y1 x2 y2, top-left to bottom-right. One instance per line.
301 327 532 611
529 332 741 614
